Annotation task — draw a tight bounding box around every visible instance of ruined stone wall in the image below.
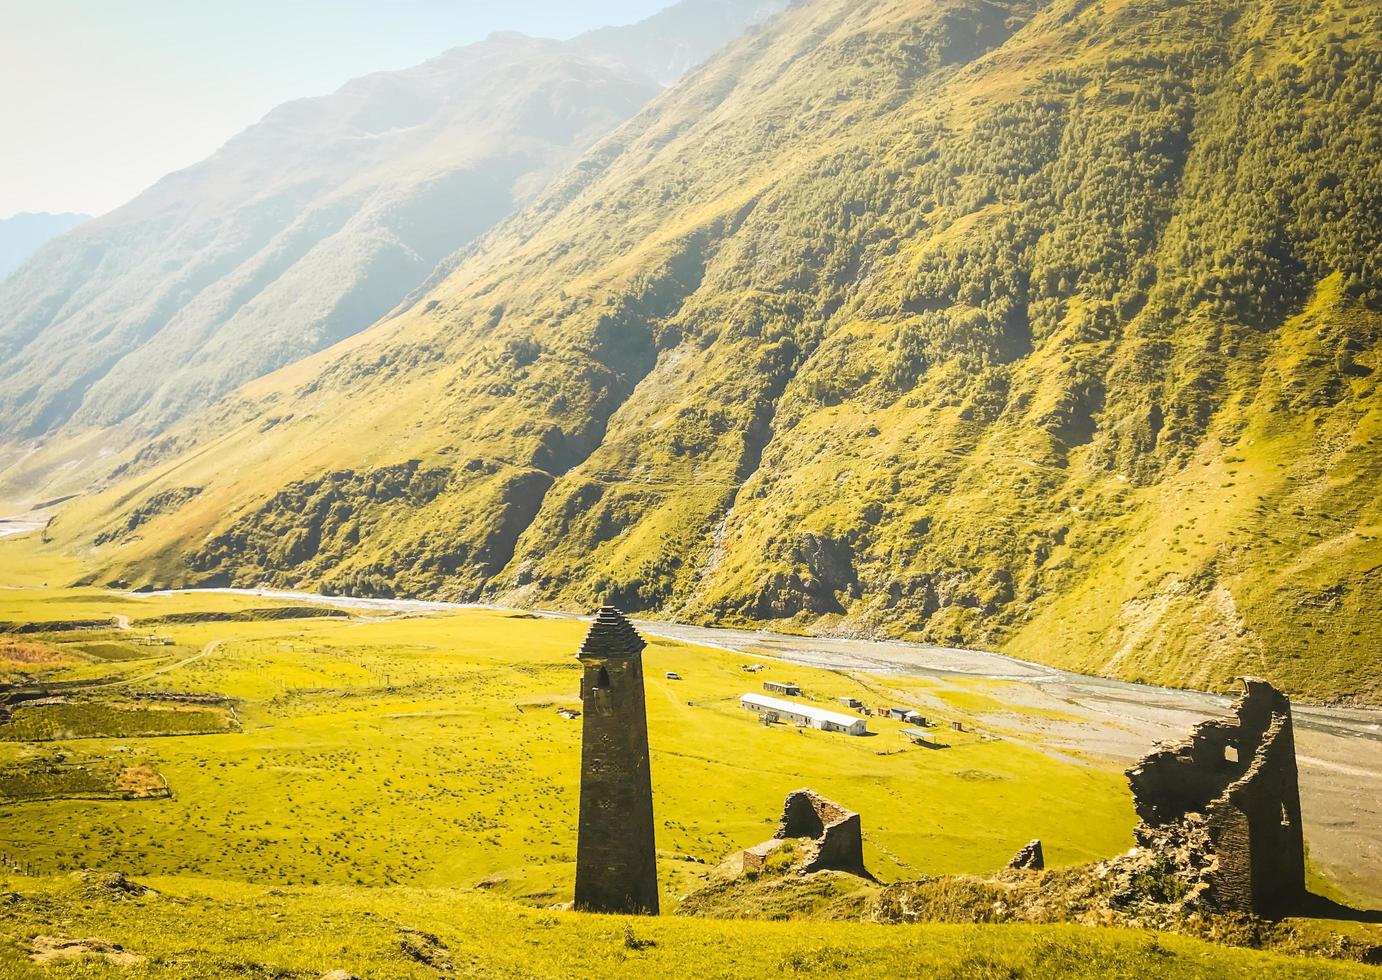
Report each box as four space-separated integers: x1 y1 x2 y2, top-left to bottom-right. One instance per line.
574 608 659 914
775 789 869 877
1207 708 1305 912
1128 719 1250 823
1007 839 1044 871
1125 678 1304 914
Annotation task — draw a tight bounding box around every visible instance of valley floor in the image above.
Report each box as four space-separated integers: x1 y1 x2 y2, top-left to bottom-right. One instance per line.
159 585 1382 908
0 537 1378 974
641 619 1382 909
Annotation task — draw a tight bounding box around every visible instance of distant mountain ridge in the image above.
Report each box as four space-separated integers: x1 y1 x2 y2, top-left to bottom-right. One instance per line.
0 0 786 444
572 0 787 84
0 212 88 282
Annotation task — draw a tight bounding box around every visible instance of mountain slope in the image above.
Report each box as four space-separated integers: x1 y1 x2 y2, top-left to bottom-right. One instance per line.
0 0 782 445
0 212 88 282
50 0 1381 702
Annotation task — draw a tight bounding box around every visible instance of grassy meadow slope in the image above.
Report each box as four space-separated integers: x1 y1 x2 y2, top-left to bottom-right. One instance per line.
0 537 1376 975
2 880 1374 978
29 0 1382 701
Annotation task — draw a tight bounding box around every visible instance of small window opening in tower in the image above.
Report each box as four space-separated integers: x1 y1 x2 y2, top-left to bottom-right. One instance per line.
596 665 611 689
1223 744 1239 764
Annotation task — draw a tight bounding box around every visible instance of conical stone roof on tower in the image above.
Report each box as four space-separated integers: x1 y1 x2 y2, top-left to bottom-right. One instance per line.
579 606 647 659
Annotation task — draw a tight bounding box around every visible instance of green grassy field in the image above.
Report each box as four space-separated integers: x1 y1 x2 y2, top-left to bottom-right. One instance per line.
1 875 1373 978
0 534 1375 974
0 701 234 742
0 595 1132 895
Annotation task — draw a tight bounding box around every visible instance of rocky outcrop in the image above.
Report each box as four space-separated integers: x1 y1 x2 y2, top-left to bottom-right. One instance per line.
93 487 202 546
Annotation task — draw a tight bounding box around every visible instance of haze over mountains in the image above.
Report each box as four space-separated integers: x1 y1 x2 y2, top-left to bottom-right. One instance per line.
7 0 1380 702
0 0 783 443
0 212 88 282
572 0 788 84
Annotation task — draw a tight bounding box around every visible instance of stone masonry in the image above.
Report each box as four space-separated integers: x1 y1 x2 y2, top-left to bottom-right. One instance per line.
573 607 659 914
1007 839 1044 871
1125 677 1305 914
774 789 872 878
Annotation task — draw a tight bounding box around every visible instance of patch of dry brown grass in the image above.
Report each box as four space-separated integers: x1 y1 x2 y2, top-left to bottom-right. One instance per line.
0 639 76 670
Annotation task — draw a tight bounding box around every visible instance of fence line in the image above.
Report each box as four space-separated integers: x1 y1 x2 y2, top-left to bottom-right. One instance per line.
0 849 35 876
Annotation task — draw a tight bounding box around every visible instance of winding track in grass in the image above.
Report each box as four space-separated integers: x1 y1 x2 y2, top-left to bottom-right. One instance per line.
84 638 229 690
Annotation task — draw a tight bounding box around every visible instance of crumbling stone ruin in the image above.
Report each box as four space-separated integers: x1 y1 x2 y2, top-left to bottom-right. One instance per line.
1125 677 1305 915
775 789 872 877
1007 839 1044 871
573 607 659 915
722 789 873 881
678 789 876 919
676 678 1379 964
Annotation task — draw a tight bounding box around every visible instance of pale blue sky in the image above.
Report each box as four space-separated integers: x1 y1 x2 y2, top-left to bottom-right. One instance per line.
0 0 671 219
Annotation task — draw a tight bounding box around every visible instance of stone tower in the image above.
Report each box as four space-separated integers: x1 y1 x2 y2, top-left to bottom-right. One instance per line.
1126 677 1305 913
574 606 659 914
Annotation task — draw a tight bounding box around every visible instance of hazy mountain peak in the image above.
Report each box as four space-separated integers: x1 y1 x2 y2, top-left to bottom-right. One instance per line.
575 0 790 85
0 0 783 444
484 30 541 44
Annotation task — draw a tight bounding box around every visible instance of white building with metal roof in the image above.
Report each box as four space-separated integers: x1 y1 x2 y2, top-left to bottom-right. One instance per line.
740 693 869 736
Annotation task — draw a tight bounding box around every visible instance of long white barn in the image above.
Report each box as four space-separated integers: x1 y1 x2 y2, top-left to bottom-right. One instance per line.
739 693 869 736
